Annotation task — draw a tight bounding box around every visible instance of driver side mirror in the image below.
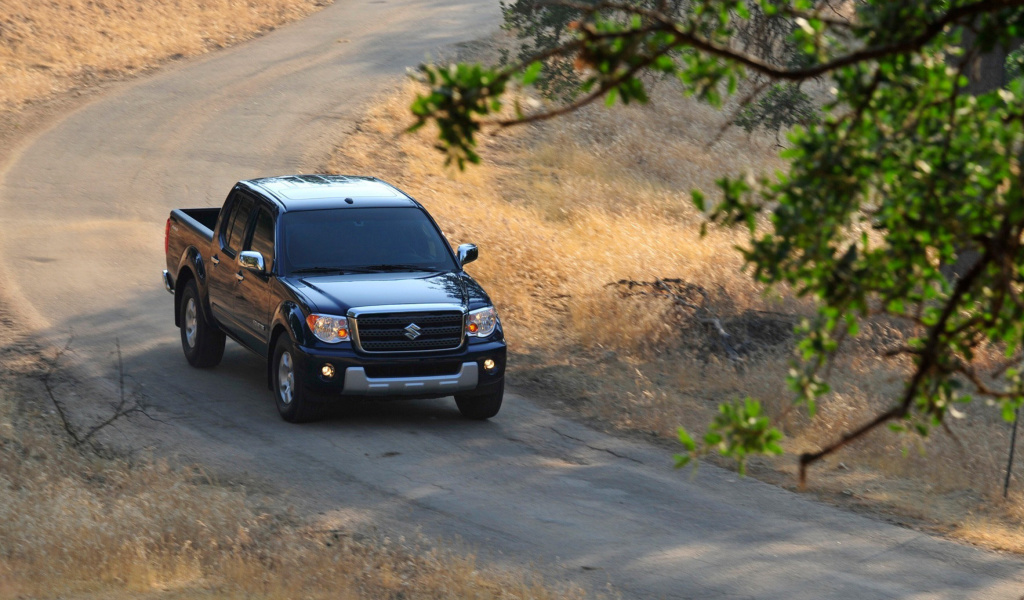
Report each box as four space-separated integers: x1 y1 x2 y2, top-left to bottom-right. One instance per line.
238 250 266 274
457 244 478 267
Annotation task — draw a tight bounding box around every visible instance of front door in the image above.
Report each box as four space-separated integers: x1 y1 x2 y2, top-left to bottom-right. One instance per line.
233 205 276 355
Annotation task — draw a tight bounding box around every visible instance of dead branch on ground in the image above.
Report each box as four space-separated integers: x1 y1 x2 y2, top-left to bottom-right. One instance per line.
40 337 159 456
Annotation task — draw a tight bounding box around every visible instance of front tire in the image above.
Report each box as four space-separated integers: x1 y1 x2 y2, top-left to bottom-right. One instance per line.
179 279 225 368
455 379 504 420
272 337 324 423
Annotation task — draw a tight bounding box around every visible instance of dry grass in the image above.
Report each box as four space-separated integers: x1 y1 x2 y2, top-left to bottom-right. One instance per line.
0 0 329 111
0 327 581 599
329 81 779 351
325 78 1024 553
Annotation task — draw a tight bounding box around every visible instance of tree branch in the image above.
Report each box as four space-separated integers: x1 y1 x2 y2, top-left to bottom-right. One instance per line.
798 223 998 485
492 42 676 127
528 0 1024 82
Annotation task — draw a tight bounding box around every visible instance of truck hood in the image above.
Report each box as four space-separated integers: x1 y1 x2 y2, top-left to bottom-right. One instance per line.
286 271 491 315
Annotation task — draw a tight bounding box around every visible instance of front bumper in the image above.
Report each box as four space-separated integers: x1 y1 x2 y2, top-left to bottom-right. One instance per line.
343 362 478 395
292 339 506 400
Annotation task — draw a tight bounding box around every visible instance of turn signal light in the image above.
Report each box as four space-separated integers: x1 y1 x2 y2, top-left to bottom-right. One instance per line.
466 306 498 337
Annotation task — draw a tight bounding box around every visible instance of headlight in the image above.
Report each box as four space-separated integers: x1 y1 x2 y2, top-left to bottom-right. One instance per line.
466 306 498 338
306 314 350 343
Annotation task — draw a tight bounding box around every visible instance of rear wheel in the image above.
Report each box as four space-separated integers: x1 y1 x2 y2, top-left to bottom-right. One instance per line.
272 337 325 423
179 279 225 368
455 379 504 420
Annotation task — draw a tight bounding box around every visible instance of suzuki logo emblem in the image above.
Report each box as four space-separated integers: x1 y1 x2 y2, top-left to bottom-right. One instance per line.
404 323 422 340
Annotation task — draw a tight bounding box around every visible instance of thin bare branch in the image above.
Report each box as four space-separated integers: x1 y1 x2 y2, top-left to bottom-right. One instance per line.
492 43 676 127
41 338 83 447
39 337 160 454
711 78 772 145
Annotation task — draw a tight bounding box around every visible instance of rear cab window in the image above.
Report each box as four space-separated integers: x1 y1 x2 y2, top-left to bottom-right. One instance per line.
220 192 256 258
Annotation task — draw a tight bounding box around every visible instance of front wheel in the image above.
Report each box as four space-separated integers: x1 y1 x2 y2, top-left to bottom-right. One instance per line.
272 337 325 423
179 279 225 368
455 379 504 420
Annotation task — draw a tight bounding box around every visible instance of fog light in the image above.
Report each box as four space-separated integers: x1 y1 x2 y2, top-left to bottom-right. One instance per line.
321 363 335 379
483 359 496 372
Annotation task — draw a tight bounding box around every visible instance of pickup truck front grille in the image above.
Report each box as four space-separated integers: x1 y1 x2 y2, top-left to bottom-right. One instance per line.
351 310 465 353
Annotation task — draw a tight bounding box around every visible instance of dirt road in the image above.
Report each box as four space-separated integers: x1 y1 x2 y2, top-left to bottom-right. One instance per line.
1 1 1023 597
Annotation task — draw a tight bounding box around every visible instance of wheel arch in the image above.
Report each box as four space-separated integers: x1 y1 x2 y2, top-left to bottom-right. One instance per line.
173 268 194 327
173 246 211 327
267 301 306 390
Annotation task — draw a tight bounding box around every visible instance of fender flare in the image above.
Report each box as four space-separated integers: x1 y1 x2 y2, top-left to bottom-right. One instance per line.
173 246 213 327
267 301 308 389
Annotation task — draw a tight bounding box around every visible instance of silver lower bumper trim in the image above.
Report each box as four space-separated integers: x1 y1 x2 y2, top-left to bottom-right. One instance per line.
162 270 174 294
342 362 479 396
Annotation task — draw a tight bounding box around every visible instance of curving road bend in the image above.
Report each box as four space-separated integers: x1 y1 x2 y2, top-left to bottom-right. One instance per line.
2 1 1023 597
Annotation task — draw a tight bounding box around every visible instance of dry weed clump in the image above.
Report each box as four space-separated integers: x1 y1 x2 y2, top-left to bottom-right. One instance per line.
0 0 329 111
325 80 1024 550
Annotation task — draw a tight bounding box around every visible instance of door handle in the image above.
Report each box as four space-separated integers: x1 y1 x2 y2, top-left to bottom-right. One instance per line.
236 272 244 282
211 255 220 265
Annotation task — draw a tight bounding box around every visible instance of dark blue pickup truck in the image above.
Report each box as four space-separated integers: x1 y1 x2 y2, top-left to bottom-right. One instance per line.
163 175 506 422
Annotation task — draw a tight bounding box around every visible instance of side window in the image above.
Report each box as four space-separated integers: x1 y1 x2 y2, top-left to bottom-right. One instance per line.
224 195 255 257
218 190 240 247
247 207 275 273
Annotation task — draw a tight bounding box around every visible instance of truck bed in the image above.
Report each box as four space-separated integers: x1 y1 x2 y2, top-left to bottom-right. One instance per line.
166 207 219 284
176 208 219 237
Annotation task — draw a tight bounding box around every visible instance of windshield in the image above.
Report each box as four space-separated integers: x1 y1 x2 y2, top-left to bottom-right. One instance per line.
279 207 458 275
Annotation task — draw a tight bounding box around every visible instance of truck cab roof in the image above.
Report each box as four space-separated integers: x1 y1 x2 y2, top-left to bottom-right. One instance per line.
241 175 418 211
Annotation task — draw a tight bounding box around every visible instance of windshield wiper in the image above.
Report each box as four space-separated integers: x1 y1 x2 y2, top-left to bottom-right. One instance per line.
359 264 442 272
291 266 371 275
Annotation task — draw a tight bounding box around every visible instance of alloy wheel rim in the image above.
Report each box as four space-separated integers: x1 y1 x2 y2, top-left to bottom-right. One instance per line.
278 351 294 405
184 298 198 348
